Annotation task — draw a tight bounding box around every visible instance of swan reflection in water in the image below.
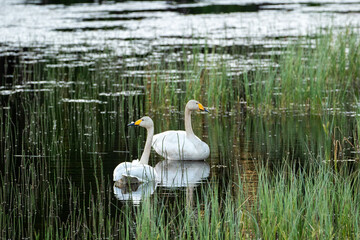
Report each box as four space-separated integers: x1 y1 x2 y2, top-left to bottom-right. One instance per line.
113 177 157 205
155 160 210 207
155 160 210 188
113 160 210 204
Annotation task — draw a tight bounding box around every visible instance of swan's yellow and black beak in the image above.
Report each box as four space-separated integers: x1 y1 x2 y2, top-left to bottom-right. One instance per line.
128 119 142 126
198 103 209 113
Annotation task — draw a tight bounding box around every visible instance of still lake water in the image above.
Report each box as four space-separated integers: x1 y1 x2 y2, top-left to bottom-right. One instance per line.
1 0 360 209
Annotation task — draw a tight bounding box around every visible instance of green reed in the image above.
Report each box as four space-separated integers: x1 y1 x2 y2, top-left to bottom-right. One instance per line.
246 30 359 114
2 104 360 239
1 27 360 239
145 29 360 115
105 162 360 239
0 59 131 238
257 162 360 239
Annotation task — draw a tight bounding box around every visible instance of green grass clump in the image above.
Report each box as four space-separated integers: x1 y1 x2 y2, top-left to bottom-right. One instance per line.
243 30 360 114
145 29 360 115
257 163 360 239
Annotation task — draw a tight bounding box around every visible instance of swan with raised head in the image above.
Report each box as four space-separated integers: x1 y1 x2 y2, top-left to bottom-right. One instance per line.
113 116 157 184
152 100 210 160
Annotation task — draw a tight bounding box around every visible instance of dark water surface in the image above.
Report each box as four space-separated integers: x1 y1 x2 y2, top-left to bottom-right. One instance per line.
1 0 360 237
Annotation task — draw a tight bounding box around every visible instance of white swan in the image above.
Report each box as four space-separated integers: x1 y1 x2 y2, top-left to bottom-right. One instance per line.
113 116 157 184
152 100 210 160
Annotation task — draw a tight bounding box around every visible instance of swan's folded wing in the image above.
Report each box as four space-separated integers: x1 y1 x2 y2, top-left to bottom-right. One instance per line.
152 131 187 159
152 131 204 160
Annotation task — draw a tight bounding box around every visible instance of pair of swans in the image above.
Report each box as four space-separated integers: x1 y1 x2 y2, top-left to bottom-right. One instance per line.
113 100 210 184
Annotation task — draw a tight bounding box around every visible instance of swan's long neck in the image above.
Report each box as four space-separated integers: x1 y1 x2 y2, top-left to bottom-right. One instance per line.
184 107 195 138
139 126 154 165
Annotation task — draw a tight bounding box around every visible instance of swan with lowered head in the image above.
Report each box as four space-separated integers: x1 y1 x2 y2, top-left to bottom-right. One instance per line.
113 116 157 184
152 100 210 160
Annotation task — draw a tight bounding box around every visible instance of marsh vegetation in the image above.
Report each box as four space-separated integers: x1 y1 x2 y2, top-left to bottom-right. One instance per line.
1 0 360 239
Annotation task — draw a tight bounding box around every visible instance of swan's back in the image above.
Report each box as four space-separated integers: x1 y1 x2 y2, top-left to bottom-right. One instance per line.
152 131 209 160
113 160 157 182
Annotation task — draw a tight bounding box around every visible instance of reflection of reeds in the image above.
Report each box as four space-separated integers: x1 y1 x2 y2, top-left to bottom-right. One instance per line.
0 61 144 238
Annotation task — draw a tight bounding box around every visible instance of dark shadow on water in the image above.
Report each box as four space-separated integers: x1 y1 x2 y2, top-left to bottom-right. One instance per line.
55 25 126 32
82 16 147 22
26 0 102 4
26 0 197 5
107 3 291 15
175 4 263 14
24 0 327 14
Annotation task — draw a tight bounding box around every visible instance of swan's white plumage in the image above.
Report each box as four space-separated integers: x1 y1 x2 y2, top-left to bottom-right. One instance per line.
113 160 157 182
113 116 157 183
152 100 210 160
152 131 210 160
